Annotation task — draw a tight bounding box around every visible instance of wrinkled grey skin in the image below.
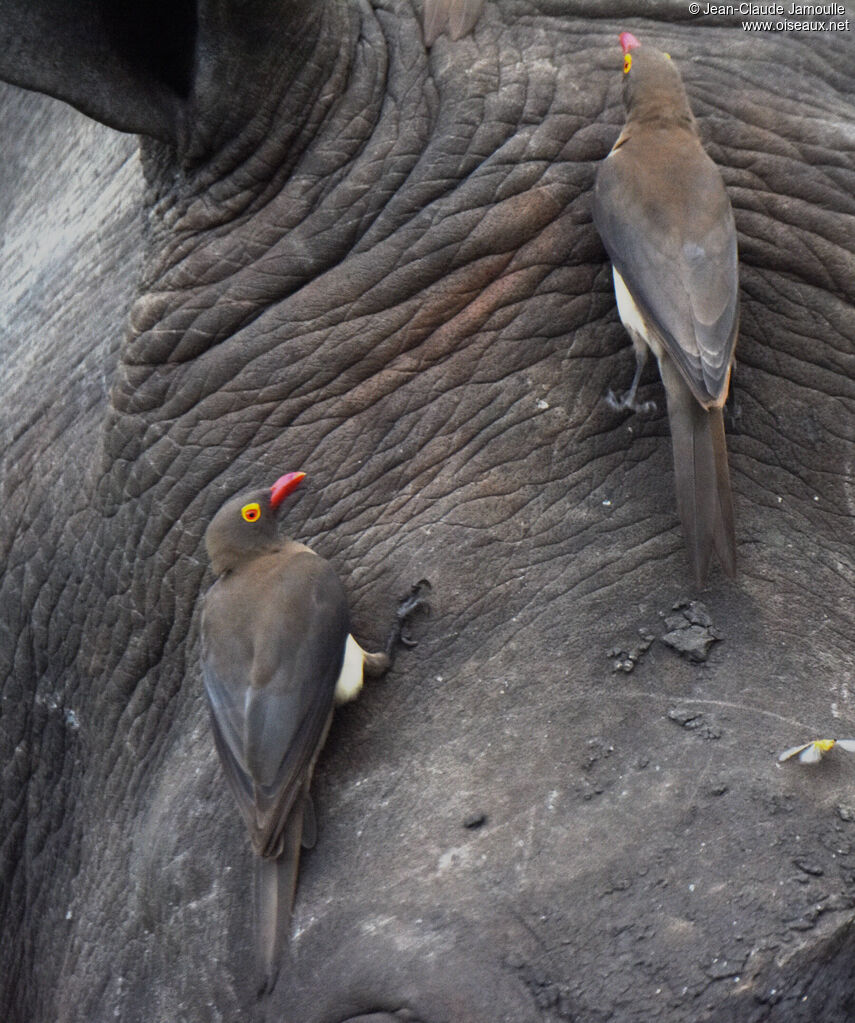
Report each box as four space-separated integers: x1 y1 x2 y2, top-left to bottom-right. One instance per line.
2 2 855 1021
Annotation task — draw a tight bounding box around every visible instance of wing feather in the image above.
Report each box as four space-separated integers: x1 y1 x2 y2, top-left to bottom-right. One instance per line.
593 128 739 406
201 550 349 858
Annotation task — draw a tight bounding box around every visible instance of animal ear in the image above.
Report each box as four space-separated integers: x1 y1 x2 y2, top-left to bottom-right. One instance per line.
0 0 317 153
0 0 195 143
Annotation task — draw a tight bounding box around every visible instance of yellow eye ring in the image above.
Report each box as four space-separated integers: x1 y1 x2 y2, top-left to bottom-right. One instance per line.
623 54 632 74
241 502 261 523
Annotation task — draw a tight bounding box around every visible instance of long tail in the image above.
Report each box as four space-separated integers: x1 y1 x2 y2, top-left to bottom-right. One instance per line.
660 358 736 586
255 802 304 995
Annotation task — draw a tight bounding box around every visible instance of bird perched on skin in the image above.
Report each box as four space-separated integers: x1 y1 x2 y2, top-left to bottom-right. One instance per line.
593 32 739 586
201 471 428 991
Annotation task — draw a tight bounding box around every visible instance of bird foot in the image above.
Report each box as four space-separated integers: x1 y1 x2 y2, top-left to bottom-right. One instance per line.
605 388 657 415
384 579 432 659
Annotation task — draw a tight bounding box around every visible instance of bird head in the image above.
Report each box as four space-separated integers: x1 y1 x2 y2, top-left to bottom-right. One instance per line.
617 32 693 128
620 31 641 59
204 471 306 575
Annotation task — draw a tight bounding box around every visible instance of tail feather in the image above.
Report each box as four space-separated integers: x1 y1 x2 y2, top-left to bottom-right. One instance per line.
708 405 737 578
423 0 452 45
661 358 736 585
255 801 304 995
423 0 485 45
448 0 485 39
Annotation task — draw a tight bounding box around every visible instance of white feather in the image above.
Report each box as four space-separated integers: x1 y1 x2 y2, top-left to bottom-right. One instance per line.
778 743 810 763
799 743 822 764
334 634 365 704
612 267 664 360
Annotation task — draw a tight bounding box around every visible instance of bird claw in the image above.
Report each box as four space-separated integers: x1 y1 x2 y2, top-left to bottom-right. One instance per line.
385 579 431 660
398 578 432 616
605 388 657 416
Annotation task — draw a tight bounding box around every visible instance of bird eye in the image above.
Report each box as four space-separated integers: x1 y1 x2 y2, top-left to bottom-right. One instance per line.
623 54 632 74
241 502 261 523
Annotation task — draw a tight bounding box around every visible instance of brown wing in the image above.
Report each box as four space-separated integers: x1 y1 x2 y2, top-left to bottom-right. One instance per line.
593 127 739 406
201 549 349 858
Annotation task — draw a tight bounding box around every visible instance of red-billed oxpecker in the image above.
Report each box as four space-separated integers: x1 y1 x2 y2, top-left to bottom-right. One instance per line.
201 471 428 990
593 33 738 585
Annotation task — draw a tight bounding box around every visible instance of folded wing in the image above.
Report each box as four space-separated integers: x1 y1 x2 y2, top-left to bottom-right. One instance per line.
202 551 350 858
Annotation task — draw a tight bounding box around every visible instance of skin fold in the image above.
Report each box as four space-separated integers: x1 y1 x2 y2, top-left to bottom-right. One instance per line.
1 3 854 1021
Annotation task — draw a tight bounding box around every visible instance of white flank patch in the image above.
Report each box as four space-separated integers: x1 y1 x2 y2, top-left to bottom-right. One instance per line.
334 634 365 704
613 267 661 358
613 267 644 333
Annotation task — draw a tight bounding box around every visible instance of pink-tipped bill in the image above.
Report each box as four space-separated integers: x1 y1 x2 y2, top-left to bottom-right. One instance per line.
619 32 641 54
270 471 306 509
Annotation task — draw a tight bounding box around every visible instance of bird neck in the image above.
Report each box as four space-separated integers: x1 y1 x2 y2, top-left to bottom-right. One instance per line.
209 539 281 578
624 62 698 135
210 537 312 578
625 99 696 133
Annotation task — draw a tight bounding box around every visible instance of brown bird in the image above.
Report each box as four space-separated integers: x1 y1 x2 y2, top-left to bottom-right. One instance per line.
592 32 738 585
201 471 428 990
